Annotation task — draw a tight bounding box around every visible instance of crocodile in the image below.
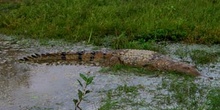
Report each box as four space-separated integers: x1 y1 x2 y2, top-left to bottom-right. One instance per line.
19 49 207 77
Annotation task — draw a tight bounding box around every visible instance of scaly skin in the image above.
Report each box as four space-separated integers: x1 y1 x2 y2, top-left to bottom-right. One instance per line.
19 49 202 77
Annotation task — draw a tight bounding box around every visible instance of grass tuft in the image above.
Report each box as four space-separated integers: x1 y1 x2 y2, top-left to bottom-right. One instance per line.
0 0 220 48
190 50 219 65
207 88 220 110
99 84 145 110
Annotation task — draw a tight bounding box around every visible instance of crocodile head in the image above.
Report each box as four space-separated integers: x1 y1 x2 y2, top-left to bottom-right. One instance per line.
172 62 201 76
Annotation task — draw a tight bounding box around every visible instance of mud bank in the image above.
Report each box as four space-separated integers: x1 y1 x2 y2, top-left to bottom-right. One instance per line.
0 34 219 110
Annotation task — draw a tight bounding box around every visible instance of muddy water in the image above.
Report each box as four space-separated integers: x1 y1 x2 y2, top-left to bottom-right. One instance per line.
0 35 161 110
0 34 219 110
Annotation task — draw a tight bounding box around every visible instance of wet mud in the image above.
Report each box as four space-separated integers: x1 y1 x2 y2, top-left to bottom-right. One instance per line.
0 34 219 110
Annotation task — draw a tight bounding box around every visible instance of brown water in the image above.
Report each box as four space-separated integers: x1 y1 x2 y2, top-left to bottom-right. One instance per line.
0 34 219 110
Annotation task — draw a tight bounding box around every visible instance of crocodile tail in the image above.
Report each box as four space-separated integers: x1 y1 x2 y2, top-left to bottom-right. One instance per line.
19 51 122 66
19 52 68 64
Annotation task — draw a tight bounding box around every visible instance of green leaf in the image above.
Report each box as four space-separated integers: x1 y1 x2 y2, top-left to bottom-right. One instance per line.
77 79 83 87
86 77 94 85
80 73 88 81
89 76 94 81
78 90 83 99
73 99 78 105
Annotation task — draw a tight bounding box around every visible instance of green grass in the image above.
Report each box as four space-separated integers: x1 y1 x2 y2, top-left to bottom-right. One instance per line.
100 64 164 77
162 77 205 108
98 75 220 109
0 0 220 49
190 50 219 65
1 1 219 109
207 88 220 110
174 48 220 65
153 75 210 109
99 84 146 110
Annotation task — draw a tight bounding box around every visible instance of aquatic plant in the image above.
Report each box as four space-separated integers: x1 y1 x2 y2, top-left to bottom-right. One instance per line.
73 73 94 110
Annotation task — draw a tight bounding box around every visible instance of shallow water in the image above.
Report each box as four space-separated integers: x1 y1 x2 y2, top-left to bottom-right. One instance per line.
0 34 219 110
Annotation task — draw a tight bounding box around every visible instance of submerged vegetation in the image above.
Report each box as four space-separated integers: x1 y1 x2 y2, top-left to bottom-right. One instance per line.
0 0 220 48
